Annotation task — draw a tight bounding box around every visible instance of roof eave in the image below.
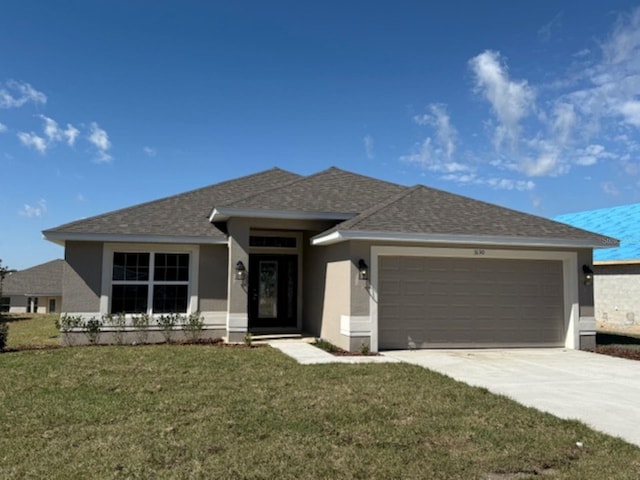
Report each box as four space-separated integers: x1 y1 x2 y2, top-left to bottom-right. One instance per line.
311 230 616 249
209 207 356 222
43 231 229 245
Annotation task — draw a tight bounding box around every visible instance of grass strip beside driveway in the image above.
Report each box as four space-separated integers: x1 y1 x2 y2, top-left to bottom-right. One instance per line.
1 346 639 479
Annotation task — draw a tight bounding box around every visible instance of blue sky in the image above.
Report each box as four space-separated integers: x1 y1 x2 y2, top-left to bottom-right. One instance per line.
2 1 640 269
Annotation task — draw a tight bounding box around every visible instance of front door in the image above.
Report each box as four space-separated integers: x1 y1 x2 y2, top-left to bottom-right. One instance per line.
248 254 298 329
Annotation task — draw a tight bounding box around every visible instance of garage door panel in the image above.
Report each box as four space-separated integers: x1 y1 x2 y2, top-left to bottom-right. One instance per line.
378 256 565 349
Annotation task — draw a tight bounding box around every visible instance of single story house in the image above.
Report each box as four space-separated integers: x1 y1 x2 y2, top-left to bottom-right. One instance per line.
43 167 615 351
1 259 64 314
556 204 640 330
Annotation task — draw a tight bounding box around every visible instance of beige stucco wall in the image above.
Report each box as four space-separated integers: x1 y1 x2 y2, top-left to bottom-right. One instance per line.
303 240 350 341
198 245 228 312
63 241 103 313
319 249 351 351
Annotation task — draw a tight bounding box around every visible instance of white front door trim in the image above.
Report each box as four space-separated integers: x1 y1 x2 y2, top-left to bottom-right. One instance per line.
369 246 578 353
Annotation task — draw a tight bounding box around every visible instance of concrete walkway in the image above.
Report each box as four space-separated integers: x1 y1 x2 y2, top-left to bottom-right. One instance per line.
268 340 400 365
383 348 640 448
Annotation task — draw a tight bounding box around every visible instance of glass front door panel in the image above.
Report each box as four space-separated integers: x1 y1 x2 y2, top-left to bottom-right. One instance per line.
258 260 278 318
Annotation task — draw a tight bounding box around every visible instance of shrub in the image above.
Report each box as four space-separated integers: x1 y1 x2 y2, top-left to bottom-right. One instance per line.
0 322 8 352
183 312 204 342
157 313 180 343
104 313 126 345
82 317 102 345
313 338 339 353
244 332 253 347
58 314 83 345
131 313 150 344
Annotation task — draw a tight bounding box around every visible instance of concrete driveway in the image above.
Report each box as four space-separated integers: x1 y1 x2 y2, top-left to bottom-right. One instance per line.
383 348 640 448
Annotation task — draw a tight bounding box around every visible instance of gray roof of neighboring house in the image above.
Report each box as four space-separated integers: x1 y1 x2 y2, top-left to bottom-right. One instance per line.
217 167 407 214
43 168 301 240
3 259 64 296
313 185 616 247
43 166 614 248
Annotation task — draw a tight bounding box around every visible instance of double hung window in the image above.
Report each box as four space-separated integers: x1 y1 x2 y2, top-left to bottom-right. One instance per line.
111 252 190 314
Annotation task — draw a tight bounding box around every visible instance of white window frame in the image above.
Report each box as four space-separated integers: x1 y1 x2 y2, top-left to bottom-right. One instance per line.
101 243 200 316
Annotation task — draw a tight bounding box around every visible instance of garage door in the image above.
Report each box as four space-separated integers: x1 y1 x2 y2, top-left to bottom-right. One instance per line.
378 256 565 349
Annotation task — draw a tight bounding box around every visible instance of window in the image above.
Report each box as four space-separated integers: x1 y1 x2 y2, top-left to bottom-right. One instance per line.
48 298 56 313
249 236 297 248
27 297 38 313
110 252 190 314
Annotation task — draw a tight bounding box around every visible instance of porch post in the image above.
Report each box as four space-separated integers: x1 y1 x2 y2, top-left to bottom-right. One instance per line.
226 219 250 342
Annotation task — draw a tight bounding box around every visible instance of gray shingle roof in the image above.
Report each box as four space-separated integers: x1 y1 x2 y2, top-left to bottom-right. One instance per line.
317 185 616 246
43 166 613 247
44 168 301 239
3 259 64 296
218 167 407 214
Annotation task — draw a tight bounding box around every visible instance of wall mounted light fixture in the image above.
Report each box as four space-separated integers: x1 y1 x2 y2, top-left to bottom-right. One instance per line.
358 259 369 281
582 264 594 286
235 260 247 281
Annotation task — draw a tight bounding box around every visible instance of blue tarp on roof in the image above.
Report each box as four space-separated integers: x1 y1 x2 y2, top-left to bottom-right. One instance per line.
555 204 640 262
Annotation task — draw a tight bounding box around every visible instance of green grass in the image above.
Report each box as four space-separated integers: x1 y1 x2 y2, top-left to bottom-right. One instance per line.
1 346 639 479
1 313 60 349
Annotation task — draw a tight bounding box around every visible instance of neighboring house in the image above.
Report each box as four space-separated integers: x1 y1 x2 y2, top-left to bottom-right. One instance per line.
2 259 64 314
556 204 640 329
43 167 615 351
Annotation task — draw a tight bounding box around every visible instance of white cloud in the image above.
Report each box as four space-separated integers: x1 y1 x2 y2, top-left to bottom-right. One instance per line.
602 8 640 65
0 80 46 109
0 122 6 133
95 150 112 164
618 100 640 127
400 137 469 174
469 50 535 150
538 12 563 43
521 151 564 177
88 122 112 163
362 135 374 159
88 122 110 150
19 199 47 218
413 104 457 159
63 124 79 146
573 48 591 58
17 115 81 153
441 172 535 191
143 146 157 157
17 131 47 154
551 102 576 145
602 181 619 196
575 144 609 166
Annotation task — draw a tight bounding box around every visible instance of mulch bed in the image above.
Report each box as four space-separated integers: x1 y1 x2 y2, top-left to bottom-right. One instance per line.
591 346 640 361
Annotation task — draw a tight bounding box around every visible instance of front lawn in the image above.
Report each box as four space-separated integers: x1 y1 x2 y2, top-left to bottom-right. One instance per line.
1 313 60 349
0 346 638 479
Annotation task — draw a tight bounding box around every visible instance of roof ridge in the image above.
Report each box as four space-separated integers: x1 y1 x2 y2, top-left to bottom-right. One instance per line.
44 168 298 233
336 185 421 230
14 258 65 271
413 183 615 240
215 169 315 207
217 166 406 210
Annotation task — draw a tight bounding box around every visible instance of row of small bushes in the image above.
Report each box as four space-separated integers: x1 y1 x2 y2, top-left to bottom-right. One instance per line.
56 312 206 345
